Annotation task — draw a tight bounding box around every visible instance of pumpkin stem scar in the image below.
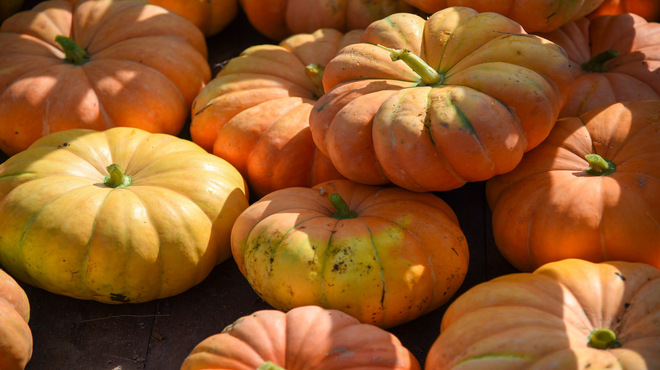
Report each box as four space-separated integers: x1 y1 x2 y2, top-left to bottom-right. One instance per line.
55 35 91 66
581 50 620 73
588 328 622 349
329 193 358 219
305 63 325 99
585 154 616 176
103 164 132 189
258 361 286 370
376 44 444 86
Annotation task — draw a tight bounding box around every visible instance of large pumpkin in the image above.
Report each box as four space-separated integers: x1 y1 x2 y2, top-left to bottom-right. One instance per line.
535 13 660 118
148 0 239 37
180 305 421 369
309 7 574 192
486 100 660 272
0 127 249 303
402 0 605 33
0 269 32 370
190 28 357 198
590 0 660 21
0 0 211 156
230 179 469 328
426 259 660 369
238 0 420 41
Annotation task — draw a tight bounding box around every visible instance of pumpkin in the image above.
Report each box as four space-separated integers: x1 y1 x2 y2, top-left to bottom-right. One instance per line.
535 13 660 118
230 179 469 328
0 0 211 156
238 0 420 41
426 259 660 369
190 28 357 198
309 7 574 192
486 100 660 272
0 127 249 303
401 0 605 33
0 0 23 22
589 0 660 21
148 0 239 37
0 269 32 370
180 305 421 369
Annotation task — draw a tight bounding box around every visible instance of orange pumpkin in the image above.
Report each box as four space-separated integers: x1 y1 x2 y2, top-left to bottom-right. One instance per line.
402 0 605 32
0 269 32 370
486 100 660 272
535 13 660 118
0 0 210 156
190 28 357 198
590 0 660 21
426 259 660 369
239 0 420 41
309 7 574 192
230 179 469 328
149 0 239 37
181 305 421 369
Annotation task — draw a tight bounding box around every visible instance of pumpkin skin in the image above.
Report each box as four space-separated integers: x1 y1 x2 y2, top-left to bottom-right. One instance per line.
0 127 249 303
149 0 239 37
190 28 358 198
402 0 605 33
426 259 660 369
230 179 469 328
590 0 660 21
486 100 660 272
180 305 421 370
535 13 660 118
309 8 574 192
0 0 211 156
238 0 420 41
0 269 32 370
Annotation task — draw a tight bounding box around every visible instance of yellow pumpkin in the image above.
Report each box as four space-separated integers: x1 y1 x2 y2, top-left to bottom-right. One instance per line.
0 127 249 303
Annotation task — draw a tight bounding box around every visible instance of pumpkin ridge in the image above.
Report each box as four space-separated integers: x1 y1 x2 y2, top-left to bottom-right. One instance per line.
79 188 113 298
366 221 388 318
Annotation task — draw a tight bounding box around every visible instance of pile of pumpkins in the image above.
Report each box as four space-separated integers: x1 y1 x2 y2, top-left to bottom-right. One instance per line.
1 0 659 368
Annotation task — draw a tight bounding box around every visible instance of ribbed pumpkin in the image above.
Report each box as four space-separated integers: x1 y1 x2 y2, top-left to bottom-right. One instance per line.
0 269 32 370
535 13 660 118
0 127 249 303
180 305 421 370
402 0 605 33
230 179 469 328
309 7 574 192
426 259 660 369
238 0 420 41
190 28 357 198
486 100 660 272
590 0 660 21
0 0 210 156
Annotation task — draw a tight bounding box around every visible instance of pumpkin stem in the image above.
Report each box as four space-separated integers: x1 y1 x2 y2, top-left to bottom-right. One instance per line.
258 362 286 370
103 164 132 189
585 153 616 176
581 50 620 73
55 35 90 65
588 328 622 350
329 193 357 219
377 44 443 86
305 63 325 99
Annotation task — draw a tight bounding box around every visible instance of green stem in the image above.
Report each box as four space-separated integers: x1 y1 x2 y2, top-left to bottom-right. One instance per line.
585 153 616 176
55 35 90 65
258 362 286 370
305 63 325 99
329 193 357 219
581 50 620 73
104 164 132 189
377 44 443 85
588 328 621 349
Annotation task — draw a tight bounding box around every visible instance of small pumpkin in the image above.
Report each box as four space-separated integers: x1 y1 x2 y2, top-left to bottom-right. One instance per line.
426 259 660 369
486 100 660 272
309 7 574 192
0 0 211 156
401 0 606 33
239 0 420 41
0 269 32 370
535 13 660 118
180 305 421 369
190 28 357 198
589 0 660 21
230 179 469 328
0 127 249 303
